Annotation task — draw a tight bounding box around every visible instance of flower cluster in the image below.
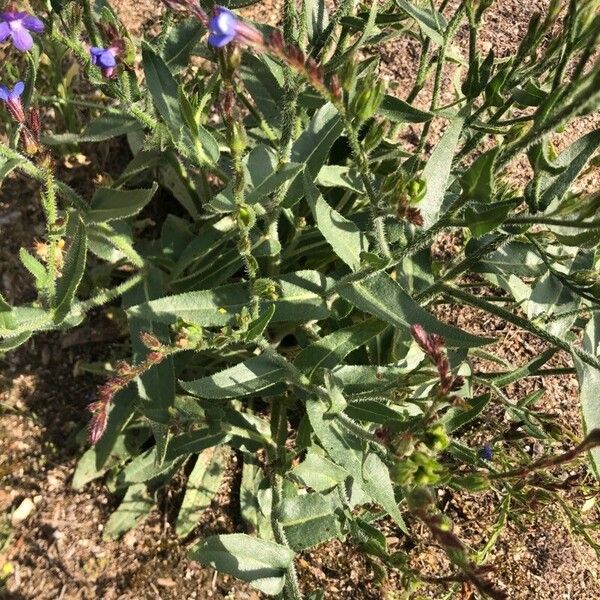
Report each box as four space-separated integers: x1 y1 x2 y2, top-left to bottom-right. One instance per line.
0 10 44 153
90 46 118 78
0 11 44 52
87 332 168 444
410 324 465 397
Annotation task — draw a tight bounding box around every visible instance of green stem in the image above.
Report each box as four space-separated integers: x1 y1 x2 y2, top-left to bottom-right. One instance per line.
441 283 600 371
269 402 303 600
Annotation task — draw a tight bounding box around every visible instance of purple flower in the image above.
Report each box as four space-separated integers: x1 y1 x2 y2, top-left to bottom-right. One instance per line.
0 81 26 123
479 442 493 461
208 7 237 47
0 12 44 52
90 47 118 78
208 6 263 49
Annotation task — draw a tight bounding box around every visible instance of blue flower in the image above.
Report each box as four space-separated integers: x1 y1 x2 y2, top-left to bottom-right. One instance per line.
208 6 238 48
0 11 44 52
90 46 117 69
0 81 26 123
479 442 493 461
90 47 118 78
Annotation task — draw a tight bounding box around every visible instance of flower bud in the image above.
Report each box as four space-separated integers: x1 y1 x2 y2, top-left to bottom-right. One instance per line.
139 331 162 351
252 278 280 301
452 474 490 492
229 120 247 155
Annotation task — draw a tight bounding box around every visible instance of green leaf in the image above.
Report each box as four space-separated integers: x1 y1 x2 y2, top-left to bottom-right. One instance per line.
284 103 344 207
142 41 182 132
538 129 600 211
72 390 138 489
160 18 204 70
420 115 465 228
528 251 591 338
240 453 273 539
315 165 364 193
181 354 287 399
307 399 407 532
127 270 331 326
305 0 329 42
176 447 229 537
442 394 491 433
304 175 368 271
337 272 491 347
80 112 142 142
280 492 342 551
103 483 154 540
292 450 349 492
460 147 500 202
0 293 15 331
0 158 23 182
189 534 295 596
118 448 178 486
142 42 219 165
294 318 387 376
86 184 158 223
395 0 447 45
245 304 276 341
247 161 304 206
378 94 433 123
53 216 87 324
19 248 47 291
345 401 405 425
469 238 545 278
573 315 600 479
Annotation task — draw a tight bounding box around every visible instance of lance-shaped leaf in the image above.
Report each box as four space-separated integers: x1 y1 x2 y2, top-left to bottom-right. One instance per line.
142 42 218 165
573 315 600 479
304 174 367 271
538 129 600 212
337 272 491 347
53 216 87 324
86 184 158 223
103 483 154 541
292 450 349 492
189 534 295 596
127 270 331 326
19 248 47 291
160 18 204 71
395 0 447 45
307 399 407 532
284 103 344 207
240 452 274 540
420 115 465 228
176 447 229 537
181 354 287 399
80 111 142 142
378 94 434 123
280 492 343 551
0 294 16 332
294 318 387 376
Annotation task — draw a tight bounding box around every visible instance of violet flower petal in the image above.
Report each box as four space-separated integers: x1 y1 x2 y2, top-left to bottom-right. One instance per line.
11 81 25 100
22 15 45 33
0 86 9 102
208 32 236 47
11 27 33 52
99 50 116 68
0 21 10 42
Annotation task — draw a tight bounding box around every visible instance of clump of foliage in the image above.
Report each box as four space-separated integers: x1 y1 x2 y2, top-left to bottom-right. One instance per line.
1 0 600 597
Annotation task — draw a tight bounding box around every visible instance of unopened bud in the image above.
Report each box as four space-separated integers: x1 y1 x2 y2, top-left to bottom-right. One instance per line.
139 331 162 350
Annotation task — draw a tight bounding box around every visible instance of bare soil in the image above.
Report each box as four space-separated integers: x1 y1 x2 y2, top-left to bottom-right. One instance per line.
1 1 599 599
